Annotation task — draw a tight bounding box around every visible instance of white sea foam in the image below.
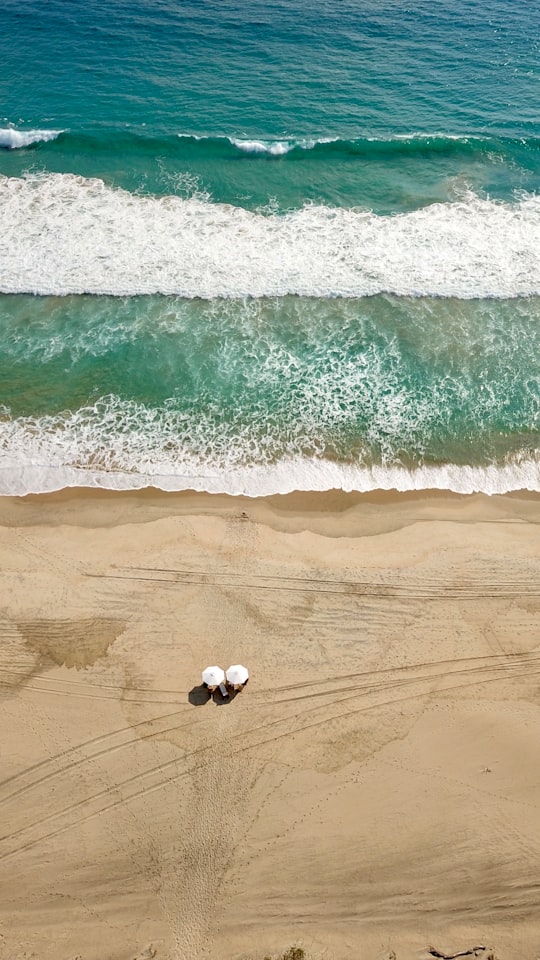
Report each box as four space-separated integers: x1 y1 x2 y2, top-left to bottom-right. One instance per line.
230 138 296 155
0 173 539 298
0 402 539 497
0 447 539 498
228 137 325 155
0 128 63 149
392 132 483 141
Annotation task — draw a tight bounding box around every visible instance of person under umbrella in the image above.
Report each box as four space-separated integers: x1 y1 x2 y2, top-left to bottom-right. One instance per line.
202 665 225 693
226 664 249 692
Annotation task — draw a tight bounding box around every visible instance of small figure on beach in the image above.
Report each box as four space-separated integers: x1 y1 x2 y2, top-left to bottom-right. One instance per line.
226 664 249 692
202 665 225 693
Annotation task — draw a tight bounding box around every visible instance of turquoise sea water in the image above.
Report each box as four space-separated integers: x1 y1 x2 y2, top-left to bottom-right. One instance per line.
1 0 539 494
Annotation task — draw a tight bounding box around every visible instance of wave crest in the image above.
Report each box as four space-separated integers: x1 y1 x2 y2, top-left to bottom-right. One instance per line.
179 131 539 160
0 127 63 149
228 137 324 156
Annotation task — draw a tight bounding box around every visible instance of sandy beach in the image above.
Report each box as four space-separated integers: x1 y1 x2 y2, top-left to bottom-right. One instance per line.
1 488 539 960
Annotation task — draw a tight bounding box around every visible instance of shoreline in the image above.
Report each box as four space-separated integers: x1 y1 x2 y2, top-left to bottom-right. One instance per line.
1 484 540 533
1 488 540 960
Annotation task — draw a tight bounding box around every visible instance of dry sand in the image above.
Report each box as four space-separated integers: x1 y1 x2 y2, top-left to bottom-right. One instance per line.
0 489 539 960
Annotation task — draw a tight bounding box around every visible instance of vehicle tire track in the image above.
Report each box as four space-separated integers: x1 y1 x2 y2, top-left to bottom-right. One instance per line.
2 660 539 863
1 655 537 816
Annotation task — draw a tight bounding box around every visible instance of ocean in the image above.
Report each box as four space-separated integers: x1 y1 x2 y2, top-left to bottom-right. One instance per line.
1 0 539 496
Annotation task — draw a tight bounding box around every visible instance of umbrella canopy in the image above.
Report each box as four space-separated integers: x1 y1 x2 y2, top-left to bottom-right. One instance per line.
226 664 249 686
202 665 225 687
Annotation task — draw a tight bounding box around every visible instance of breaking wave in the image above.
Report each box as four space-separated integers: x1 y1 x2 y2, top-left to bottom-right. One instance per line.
0 127 63 149
1 173 538 298
6 127 539 162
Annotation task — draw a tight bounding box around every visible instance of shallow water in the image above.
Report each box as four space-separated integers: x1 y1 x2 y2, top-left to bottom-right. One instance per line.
1 0 539 495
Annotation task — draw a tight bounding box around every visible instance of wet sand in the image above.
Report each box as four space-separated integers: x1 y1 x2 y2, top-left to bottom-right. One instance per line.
1 489 539 960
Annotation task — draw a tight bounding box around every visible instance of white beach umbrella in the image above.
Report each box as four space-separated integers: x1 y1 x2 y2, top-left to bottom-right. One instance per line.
226 664 249 686
202 665 225 687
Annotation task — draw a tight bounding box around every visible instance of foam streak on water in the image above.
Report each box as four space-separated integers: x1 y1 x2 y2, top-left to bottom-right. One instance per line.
0 174 539 298
1 292 539 496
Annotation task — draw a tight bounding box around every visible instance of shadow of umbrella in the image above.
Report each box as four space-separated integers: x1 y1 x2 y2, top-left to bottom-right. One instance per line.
214 686 238 706
188 684 211 706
